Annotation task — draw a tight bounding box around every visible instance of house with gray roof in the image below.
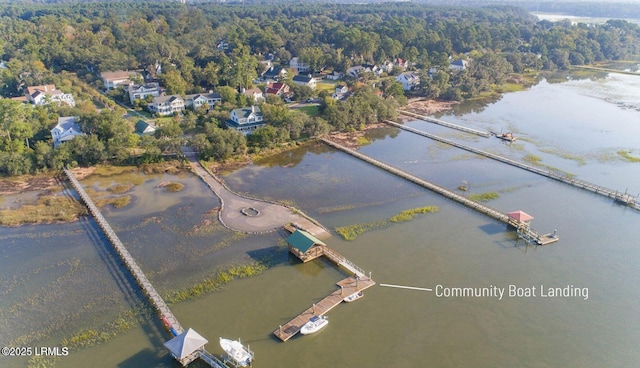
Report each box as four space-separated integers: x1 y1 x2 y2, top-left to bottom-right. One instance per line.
135 120 156 136
184 92 222 110
51 116 83 147
149 95 185 116
225 106 265 135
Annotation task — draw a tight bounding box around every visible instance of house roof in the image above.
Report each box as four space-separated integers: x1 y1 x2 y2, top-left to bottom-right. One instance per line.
450 59 469 67
507 210 534 222
292 75 312 83
135 120 156 134
286 229 326 253
263 66 285 77
243 88 263 97
26 85 57 96
231 106 262 119
153 95 183 104
164 328 208 360
53 116 79 133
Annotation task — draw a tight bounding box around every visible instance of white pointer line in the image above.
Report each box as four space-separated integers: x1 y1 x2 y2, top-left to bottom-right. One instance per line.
380 283 433 292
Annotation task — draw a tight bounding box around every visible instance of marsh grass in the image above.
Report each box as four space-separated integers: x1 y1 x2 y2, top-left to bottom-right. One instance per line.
164 182 185 192
356 136 372 146
163 261 270 304
617 150 640 163
468 192 500 202
0 195 87 226
336 206 440 240
107 184 133 194
539 147 587 165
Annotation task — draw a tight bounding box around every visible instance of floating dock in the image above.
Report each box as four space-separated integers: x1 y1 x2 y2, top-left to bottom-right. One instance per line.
398 109 491 137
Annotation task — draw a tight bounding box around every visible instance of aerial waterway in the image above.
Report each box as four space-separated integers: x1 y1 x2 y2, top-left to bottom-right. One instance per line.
385 119 639 210
320 139 558 245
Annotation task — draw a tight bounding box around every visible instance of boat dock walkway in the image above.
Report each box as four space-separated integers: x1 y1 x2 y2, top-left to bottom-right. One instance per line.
320 139 556 245
273 245 375 342
398 109 491 137
64 169 226 368
385 120 639 210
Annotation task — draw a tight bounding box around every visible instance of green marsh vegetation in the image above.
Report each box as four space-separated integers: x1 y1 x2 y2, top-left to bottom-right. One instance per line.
468 192 500 202
163 260 271 304
0 195 87 226
617 150 640 163
336 206 439 241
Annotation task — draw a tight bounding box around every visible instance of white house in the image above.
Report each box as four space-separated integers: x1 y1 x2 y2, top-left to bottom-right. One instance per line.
101 70 139 90
184 92 222 109
51 116 83 147
242 87 265 103
225 106 265 135
149 95 185 116
449 59 469 72
135 120 156 136
128 82 161 105
334 85 349 99
25 85 75 107
292 74 317 90
289 57 310 73
396 72 420 91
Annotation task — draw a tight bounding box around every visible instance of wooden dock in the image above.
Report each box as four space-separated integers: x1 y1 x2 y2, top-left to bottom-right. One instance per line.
385 120 639 211
273 245 375 342
320 138 555 243
64 169 226 368
398 109 491 137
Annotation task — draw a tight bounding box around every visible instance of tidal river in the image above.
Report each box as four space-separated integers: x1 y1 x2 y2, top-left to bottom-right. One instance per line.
1 72 640 368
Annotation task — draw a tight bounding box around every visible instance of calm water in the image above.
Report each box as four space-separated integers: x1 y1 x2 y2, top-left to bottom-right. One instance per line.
1 73 640 367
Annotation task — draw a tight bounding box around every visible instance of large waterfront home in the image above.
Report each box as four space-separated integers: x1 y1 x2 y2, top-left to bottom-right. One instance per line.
225 106 265 135
51 116 83 147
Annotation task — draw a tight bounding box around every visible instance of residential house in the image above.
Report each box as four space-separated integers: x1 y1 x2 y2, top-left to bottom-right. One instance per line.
395 57 409 70
380 60 395 74
135 120 156 136
242 88 265 103
396 72 420 91
128 82 161 105
289 57 310 73
265 82 291 97
333 85 349 99
449 59 469 72
149 95 185 116
325 71 343 81
51 116 83 147
225 106 265 135
292 74 317 90
347 65 367 78
101 70 139 90
184 92 222 109
262 65 287 81
25 85 75 107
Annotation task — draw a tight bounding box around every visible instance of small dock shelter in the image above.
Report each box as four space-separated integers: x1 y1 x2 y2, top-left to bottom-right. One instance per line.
286 229 326 262
507 210 534 227
164 328 208 366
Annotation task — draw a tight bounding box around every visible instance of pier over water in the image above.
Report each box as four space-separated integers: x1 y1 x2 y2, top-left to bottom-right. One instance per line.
63 169 226 367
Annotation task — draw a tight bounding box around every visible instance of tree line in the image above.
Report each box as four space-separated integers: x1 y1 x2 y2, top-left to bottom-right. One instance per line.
1 1 640 176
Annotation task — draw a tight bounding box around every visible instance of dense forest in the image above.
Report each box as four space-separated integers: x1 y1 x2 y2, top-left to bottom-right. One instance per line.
1 1 640 176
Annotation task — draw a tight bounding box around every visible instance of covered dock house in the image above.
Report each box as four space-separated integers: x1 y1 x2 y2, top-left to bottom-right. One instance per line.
286 229 326 262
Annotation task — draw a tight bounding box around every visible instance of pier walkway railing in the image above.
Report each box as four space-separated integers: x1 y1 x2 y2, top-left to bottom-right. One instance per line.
63 168 184 335
398 110 491 137
320 139 553 242
385 120 639 210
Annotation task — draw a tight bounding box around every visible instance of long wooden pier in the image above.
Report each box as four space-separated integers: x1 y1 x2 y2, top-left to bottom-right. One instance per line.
398 109 491 137
320 139 555 245
63 169 226 368
385 120 639 210
273 246 375 342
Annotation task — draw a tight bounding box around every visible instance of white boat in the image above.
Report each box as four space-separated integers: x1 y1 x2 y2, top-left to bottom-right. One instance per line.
219 337 253 367
300 315 328 335
343 291 364 303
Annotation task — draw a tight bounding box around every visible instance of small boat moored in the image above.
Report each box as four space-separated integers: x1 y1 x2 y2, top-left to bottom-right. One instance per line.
300 315 328 335
343 291 364 303
219 337 253 367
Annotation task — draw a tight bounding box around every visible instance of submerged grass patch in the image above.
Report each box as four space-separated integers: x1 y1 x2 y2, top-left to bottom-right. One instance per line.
163 182 185 192
107 184 133 194
163 260 270 304
539 147 587 165
336 205 439 241
617 150 640 163
468 192 500 202
0 195 87 226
